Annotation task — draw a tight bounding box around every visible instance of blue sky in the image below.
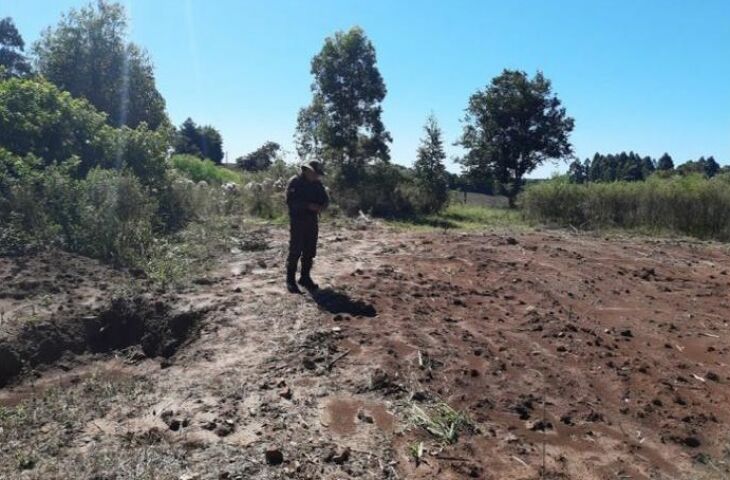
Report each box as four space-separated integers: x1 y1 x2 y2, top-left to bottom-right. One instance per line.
4 0 730 177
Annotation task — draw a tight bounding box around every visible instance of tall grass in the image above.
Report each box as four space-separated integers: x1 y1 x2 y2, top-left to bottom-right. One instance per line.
521 174 730 241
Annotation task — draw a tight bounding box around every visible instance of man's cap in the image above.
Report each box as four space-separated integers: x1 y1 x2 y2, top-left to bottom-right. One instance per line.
301 160 326 176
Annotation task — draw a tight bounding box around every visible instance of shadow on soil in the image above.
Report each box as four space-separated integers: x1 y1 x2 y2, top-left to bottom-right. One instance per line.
310 287 377 317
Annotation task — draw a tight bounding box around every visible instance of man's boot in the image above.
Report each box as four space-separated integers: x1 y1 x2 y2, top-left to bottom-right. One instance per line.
298 257 319 290
286 258 302 294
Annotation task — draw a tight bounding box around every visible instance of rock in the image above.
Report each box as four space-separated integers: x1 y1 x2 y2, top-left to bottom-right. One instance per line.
529 420 553 431
265 445 284 465
505 237 519 245
620 329 633 338
357 410 374 424
215 422 234 437
325 446 351 464
706 371 720 382
279 387 293 400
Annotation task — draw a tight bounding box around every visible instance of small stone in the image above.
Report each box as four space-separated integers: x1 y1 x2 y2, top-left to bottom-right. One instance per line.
279 388 293 400
357 410 374 424
706 371 720 382
505 237 518 245
215 422 234 437
325 446 351 464
620 329 633 338
265 445 284 465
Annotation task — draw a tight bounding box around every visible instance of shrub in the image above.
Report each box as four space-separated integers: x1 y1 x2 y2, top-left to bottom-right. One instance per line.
0 77 168 184
171 154 241 184
72 168 156 265
521 174 730 241
330 162 418 217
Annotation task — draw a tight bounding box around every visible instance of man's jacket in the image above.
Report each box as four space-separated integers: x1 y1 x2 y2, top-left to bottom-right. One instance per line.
286 175 329 219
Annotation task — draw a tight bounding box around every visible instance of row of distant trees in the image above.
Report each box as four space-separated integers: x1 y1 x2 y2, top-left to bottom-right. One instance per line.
568 152 725 184
7 1 720 214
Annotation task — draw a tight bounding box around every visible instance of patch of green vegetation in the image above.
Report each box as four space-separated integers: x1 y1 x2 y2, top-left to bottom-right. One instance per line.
408 441 425 465
389 203 526 231
521 174 730 241
170 154 242 184
409 402 473 445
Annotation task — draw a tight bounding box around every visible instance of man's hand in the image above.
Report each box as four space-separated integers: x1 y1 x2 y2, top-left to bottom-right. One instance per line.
307 203 322 213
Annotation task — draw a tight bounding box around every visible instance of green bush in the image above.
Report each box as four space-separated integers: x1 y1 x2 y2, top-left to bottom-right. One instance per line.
521 174 730 241
0 77 168 185
72 168 156 265
330 162 419 217
171 154 241 184
0 161 156 264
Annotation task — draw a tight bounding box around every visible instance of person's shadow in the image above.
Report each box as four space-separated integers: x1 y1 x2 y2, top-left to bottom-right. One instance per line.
309 287 377 317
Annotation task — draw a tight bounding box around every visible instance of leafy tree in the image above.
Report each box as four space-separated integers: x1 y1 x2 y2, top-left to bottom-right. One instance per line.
237 141 280 171
295 27 391 183
657 153 674 171
175 118 202 157
198 126 224 164
704 156 720 177
413 114 448 212
677 156 720 178
567 159 587 183
0 18 31 78
33 0 167 129
0 77 167 184
458 70 574 206
174 118 224 164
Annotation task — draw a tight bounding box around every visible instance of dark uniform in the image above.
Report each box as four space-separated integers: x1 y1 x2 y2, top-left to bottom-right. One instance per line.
285 172 329 290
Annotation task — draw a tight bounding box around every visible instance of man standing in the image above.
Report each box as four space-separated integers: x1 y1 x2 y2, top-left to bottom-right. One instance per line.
285 160 329 294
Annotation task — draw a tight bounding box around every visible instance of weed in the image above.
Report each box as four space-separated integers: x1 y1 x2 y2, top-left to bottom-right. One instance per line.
408 441 425 465
410 402 473 444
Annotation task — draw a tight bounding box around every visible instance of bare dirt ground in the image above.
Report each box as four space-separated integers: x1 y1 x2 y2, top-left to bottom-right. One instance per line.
1 221 729 479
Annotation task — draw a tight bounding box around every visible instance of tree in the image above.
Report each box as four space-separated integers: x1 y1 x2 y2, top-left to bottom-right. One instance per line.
33 0 167 129
175 118 202 157
198 126 224 164
413 114 449 212
0 18 31 78
295 27 391 183
657 153 674 171
568 159 586 183
237 141 280 171
458 70 574 206
174 118 224 164
704 156 720 177
0 77 167 184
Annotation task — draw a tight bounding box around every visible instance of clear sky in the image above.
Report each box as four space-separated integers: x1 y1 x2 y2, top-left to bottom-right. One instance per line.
4 0 730 177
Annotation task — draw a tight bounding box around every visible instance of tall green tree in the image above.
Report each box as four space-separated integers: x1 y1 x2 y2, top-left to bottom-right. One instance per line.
0 18 31 78
458 70 574 206
236 141 280 171
33 0 167 129
414 114 449 212
174 118 224 164
657 153 674 171
295 27 391 183
567 159 586 183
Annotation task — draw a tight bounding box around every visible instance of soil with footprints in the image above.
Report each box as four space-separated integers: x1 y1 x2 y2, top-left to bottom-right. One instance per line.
1 222 729 479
